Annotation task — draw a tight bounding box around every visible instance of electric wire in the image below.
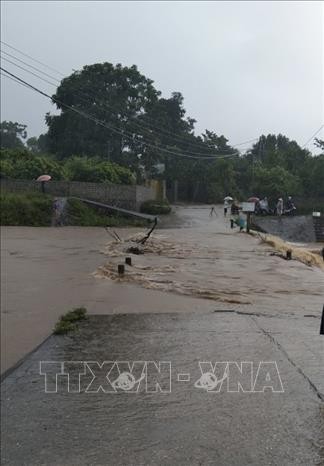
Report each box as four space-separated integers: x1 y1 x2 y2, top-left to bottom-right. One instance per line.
0 41 258 153
1 66 241 160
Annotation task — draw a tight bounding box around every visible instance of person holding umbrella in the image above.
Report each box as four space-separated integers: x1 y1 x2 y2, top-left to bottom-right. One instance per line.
223 196 233 217
36 174 51 193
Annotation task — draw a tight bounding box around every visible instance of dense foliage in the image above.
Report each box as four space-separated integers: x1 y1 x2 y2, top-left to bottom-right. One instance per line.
64 156 135 184
0 121 27 149
0 148 64 180
140 199 171 215
1 62 323 205
66 198 146 226
0 149 134 184
0 192 52 226
0 192 148 226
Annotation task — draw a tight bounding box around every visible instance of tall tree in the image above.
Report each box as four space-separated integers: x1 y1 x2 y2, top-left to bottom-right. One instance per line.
26 134 49 153
0 121 27 149
46 63 160 159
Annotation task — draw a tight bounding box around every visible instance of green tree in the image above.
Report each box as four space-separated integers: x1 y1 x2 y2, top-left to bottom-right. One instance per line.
253 165 302 201
314 138 324 153
26 137 39 153
46 63 160 159
0 121 27 149
63 156 134 184
26 134 49 153
0 149 63 180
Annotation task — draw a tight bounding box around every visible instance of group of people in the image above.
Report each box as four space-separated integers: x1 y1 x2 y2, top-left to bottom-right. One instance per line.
255 196 296 216
211 194 297 221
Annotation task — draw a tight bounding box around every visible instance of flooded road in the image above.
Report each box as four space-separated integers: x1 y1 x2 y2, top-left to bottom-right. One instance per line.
1 206 323 374
1 313 324 465
98 205 324 311
1 205 324 464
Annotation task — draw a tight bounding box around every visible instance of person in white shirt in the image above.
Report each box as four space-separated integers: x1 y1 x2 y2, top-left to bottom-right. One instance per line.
259 197 269 215
224 199 229 216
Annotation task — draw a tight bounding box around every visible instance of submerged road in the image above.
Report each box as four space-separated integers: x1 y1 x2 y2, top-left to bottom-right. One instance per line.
1 205 323 465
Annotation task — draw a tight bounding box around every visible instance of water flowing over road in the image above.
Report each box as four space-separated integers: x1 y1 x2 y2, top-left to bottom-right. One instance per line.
1 205 323 465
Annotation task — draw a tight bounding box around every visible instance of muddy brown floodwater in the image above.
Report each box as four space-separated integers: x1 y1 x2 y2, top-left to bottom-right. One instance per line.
1 205 324 465
1 205 323 377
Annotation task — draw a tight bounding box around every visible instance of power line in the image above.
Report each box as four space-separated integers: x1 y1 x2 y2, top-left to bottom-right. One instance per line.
0 53 242 158
0 40 65 77
1 71 36 92
1 49 63 83
302 124 324 148
1 41 219 153
1 56 59 87
0 41 259 153
1 67 240 160
0 48 233 156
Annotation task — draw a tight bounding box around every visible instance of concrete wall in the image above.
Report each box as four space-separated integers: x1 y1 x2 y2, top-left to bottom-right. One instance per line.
313 217 324 242
252 215 317 243
1 179 155 211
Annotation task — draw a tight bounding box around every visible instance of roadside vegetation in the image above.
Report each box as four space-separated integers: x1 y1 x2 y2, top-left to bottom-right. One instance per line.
140 199 171 215
0 192 148 226
0 192 52 226
1 61 323 208
66 198 147 227
53 307 88 335
0 149 135 185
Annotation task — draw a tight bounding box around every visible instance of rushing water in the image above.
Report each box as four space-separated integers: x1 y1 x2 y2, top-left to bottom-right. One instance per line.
97 205 324 313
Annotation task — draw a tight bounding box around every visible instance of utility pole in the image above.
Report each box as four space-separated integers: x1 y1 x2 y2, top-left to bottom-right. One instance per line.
251 152 255 195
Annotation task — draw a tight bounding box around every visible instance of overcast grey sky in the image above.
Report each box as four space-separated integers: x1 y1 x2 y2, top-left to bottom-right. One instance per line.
1 1 323 152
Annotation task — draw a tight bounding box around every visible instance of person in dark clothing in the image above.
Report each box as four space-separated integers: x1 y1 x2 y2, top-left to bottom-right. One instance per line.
286 196 296 215
231 201 239 216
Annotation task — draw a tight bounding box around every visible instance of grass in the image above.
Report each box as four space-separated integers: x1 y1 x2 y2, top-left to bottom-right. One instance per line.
0 191 53 226
53 307 88 335
0 194 149 227
140 199 171 215
66 198 147 227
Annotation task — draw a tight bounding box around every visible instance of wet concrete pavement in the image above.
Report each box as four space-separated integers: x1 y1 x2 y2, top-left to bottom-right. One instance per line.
2 313 324 465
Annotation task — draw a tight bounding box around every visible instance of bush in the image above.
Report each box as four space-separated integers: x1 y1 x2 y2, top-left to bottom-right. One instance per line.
67 198 147 226
0 192 53 226
54 307 87 335
253 166 302 199
66 198 108 226
0 148 64 180
0 149 135 185
140 199 171 215
63 156 135 184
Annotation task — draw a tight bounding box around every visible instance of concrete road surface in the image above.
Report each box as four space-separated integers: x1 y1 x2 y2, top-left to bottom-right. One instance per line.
1 314 324 465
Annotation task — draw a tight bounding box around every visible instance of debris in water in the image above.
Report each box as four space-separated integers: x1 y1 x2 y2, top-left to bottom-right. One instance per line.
126 246 144 255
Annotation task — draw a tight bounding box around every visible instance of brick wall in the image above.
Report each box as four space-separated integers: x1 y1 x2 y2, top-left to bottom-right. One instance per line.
1 179 156 211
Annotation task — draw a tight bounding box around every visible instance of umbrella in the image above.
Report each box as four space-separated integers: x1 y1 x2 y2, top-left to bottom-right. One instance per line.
36 174 51 193
248 197 260 203
224 196 233 201
36 175 51 182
